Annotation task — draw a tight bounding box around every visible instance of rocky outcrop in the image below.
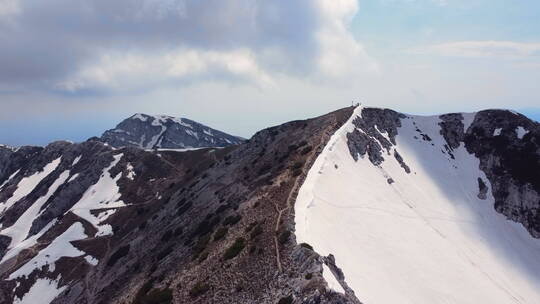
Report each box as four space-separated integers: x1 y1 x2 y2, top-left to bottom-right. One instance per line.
346 108 404 166
463 110 540 237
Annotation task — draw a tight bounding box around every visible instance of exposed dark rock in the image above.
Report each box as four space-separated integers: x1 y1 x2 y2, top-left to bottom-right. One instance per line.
439 113 466 150
393 150 411 174
347 129 385 165
478 178 488 200
346 108 404 167
464 110 540 237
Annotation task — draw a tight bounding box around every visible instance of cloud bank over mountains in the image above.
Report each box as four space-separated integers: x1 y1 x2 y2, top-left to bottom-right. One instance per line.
0 0 376 95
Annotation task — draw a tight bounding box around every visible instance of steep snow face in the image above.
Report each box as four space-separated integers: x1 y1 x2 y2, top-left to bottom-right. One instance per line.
295 107 540 304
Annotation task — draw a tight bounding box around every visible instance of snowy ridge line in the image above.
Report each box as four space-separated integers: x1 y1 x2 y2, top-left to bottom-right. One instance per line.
294 105 362 294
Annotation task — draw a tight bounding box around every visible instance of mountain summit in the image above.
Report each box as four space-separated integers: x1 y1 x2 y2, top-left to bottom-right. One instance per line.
100 113 244 149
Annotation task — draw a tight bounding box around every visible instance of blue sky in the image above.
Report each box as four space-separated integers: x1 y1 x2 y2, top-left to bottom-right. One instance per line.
0 0 538 146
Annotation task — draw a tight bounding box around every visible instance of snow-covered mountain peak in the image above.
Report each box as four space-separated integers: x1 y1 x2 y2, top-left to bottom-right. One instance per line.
100 113 243 150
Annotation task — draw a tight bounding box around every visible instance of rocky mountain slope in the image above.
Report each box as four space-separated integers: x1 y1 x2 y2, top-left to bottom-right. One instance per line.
100 113 244 150
0 107 358 304
0 106 538 304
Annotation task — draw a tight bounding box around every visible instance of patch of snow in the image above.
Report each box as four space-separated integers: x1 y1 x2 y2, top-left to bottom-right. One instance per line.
0 169 21 191
152 115 167 126
1 170 70 256
322 264 345 294
84 255 99 266
68 154 126 236
493 128 503 136
149 147 205 152
125 163 135 180
516 126 529 139
203 129 213 136
147 120 166 149
112 129 131 135
0 157 62 214
68 173 79 183
132 113 148 122
9 222 87 279
169 117 193 129
13 277 66 304
1 219 57 264
185 129 199 139
71 155 82 166
96 209 117 223
374 125 392 143
295 108 540 304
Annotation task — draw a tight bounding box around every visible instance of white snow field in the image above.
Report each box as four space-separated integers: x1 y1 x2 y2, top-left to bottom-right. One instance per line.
9 222 87 279
1 170 70 255
13 277 66 304
295 107 540 304
68 153 126 236
0 157 62 213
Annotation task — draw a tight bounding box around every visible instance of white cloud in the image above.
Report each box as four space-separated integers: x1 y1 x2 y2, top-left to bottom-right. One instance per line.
50 0 378 94
0 0 19 17
380 0 450 6
56 48 274 93
315 0 379 79
410 41 540 59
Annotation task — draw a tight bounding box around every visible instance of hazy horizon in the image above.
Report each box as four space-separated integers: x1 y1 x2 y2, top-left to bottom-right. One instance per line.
1 106 539 147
